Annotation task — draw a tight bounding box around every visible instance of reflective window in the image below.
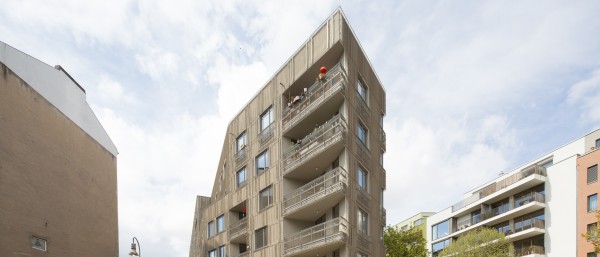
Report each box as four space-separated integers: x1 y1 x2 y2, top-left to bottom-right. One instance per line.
260 106 273 132
358 166 368 191
358 208 368 235
589 194 598 212
208 249 216 257
432 239 450 255
219 245 225 257
255 150 269 174
236 167 247 188
358 122 368 146
217 215 225 233
208 221 215 237
236 131 247 153
432 220 450 240
358 79 368 104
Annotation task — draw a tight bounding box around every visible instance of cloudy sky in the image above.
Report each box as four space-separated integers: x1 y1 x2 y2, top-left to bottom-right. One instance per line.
2 0 600 256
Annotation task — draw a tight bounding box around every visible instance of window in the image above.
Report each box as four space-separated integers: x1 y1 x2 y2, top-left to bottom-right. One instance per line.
358 166 368 191
255 226 268 249
589 252 597 257
259 186 273 210
589 223 598 239
236 167 247 188
432 220 450 240
208 221 216 237
589 165 598 184
31 236 47 251
255 150 269 174
358 208 368 235
590 194 598 212
596 138 600 149
208 249 216 257
260 106 274 132
217 214 225 233
413 218 424 226
357 252 368 257
432 239 450 255
357 122 368 146
239 244 248 253
219 245 226 257
357 78 368 103
380 151 384 166
236 131 247 153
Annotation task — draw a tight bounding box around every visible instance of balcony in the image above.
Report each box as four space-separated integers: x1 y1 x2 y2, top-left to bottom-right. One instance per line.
229 217 248 243
508 218 545 242
282 64 347 138
282 167 348 220
283 217 349 257
515 245 545 257
452 165 546 212
282 114 347 180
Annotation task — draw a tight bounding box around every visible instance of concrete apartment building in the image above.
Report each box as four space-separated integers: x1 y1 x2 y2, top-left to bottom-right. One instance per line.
426 129 600 257
393 212 435 238
0 42 119 256
189 9 386 257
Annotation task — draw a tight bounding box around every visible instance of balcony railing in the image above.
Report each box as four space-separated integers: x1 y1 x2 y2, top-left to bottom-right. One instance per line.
282 64 347 132
282 167 348 215
515 245 544 256
233 252 249 257
259 122 275 145
514 218 545 233
282 114 347 174
235 147 248 166
283 217 349 256
452 165 546 212
228 217 248 240
514 192 545 208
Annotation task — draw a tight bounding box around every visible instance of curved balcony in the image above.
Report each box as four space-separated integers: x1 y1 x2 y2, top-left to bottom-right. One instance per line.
282 167 348 220
282 64 347 139
282 115 347 180
283 217 348 257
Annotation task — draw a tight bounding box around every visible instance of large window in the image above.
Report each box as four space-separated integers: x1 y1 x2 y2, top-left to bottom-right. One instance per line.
217 214 225 233
208 221 215 237
358 166 368 191
236 131 247 153
357 252 368 257
260 106 273 132
357 122 368 146
590 194 598 212
218 245 225 257
259 186 273 210
357 78 368 104
255 226 268 249
358 208 368 235
432 220 450 240
255 150 269 174
432 239 450 256
589 165 598 184
236 167 247 188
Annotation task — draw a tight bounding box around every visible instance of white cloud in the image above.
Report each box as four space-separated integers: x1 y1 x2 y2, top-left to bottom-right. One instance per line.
568 69 600 124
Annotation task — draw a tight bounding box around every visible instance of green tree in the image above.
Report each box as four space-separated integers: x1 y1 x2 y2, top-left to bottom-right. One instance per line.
438 228 513 257
384 226 428 257
582 210 600 253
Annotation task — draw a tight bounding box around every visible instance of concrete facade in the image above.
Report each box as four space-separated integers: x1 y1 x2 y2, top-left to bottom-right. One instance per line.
189 9 386 257
0 42 118 257
426 129 600 257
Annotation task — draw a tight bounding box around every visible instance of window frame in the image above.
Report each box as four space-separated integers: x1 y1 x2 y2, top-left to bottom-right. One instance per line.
589 165 598 184
216 214 225 233
236 131 247 153
357 121 369 146
208 249 216 257
208 220 216 237
432 219 450 240
357 208 369 236
358 165 368 192
255 149 269 175
357 78 368 104
254 226 268 249
258 185 273 210
260 106 274 132
31 236 47 251
218 245 226 257
236 166 247 188
589 194 598 213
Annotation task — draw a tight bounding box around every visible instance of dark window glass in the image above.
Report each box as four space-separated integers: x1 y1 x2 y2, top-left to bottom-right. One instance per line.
589 165 598 184
255 226 267 249
259 186 272 210
358 166 368 191
358 122 368 145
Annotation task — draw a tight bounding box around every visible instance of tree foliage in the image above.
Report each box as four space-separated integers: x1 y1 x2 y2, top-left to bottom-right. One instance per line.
384 226 428 257
582 210 600 253
438 228 513 257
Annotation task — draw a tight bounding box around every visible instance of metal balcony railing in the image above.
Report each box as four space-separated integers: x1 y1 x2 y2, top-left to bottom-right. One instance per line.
515 245 544 256
514 192 545 208
259 122 275 145
282 114 347 174
283 217 348 256
514 218 545 233
452 165 546 212
228 218 248 240
282 167 348 215
235 147 248 166
282 64 347 132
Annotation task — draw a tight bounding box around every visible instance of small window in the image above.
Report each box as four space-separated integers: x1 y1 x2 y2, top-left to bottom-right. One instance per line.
357 78 368 104
413 218 424 226
358 208 368 235
217 214 225 233
358 122 368 146
589 165 598 184
236 131 247 153
208 221 216 237
208 249 216 257
596 138 600 149
31 236 47 251
255 226 268 249
588 252 597 257
589 223 598 239
259 186 273 210
255 150 269 174
358 166 368 191
260 106 274 132
219 245 226 257
589 194 598 212
236 167 247 188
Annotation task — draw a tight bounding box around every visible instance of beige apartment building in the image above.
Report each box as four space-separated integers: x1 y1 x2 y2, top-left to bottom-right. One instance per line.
0 42 119 257
189 9 386 257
